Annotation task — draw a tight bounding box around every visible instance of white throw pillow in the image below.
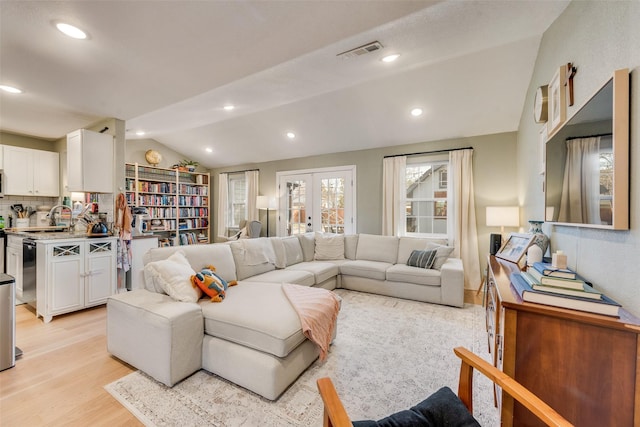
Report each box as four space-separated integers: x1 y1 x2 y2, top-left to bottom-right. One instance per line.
143 251 201 302
314 232 345 261
425 242 455 270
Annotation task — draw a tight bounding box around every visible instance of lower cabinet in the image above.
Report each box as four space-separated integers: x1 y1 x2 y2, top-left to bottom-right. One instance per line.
6 235 23 299
36 238 116 323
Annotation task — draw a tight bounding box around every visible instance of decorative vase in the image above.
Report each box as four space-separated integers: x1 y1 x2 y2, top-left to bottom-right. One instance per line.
528 220 549 256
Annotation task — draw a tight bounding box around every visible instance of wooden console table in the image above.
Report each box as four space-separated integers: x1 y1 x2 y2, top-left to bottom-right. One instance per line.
485 255 640 426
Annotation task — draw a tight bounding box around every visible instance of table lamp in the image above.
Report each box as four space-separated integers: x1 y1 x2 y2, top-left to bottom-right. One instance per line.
486 206 519 255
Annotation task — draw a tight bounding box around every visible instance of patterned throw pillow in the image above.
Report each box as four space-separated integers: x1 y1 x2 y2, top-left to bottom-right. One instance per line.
406 249 437 269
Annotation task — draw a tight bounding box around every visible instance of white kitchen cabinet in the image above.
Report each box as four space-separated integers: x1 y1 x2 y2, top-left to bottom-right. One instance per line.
6 235 23 299
66 129 114 193
36 237 116 323
2 145 59 197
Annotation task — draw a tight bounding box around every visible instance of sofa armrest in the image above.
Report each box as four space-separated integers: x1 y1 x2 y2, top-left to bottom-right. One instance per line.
439 258 464 307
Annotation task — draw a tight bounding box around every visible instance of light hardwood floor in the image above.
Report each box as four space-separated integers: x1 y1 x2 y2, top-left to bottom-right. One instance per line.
0 304 141 427
1 291 482 426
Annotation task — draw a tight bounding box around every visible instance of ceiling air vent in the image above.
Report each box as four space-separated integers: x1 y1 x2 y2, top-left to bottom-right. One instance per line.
337 41 384 59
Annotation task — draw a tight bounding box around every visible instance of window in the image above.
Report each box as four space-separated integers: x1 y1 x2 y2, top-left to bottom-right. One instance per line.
228 173 246 228
405 159 449 237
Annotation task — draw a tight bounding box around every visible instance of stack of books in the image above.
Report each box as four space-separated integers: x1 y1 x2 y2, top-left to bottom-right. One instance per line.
510 262 621 317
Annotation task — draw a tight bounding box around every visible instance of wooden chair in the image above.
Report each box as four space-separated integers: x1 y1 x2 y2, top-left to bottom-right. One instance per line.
316 346 573 427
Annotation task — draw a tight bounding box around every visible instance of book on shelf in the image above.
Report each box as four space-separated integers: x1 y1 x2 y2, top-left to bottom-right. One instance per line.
510 272 620 317
520 271 602 300
527 267 586 290
532 261 577 279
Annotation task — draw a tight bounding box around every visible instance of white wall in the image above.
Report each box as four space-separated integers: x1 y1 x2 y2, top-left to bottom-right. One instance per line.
517 1 640 316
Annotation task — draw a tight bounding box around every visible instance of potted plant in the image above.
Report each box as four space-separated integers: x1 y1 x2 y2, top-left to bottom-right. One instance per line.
179 159 199 172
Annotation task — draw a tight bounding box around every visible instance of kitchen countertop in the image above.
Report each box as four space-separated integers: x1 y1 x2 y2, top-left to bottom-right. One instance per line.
3 228 115 241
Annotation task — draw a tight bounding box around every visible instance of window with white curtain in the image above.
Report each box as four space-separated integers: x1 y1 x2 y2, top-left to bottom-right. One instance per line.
405 157 449 238
228 172 246 228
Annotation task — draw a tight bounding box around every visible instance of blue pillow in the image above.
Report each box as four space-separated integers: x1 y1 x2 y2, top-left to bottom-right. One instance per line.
353 386 480 427
406 249 437 269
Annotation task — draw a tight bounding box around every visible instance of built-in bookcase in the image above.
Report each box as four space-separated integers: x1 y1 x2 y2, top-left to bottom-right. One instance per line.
125 163 210 245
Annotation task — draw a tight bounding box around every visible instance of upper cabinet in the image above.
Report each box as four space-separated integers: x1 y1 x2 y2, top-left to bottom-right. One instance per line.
67 129 114 193
2 145 60 197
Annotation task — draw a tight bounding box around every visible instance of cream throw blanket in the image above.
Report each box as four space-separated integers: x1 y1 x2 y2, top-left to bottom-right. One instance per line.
282 284 340 361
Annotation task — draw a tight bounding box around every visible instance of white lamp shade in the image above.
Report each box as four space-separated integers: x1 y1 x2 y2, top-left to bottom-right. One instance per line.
257 196 277 210
486 206 519 227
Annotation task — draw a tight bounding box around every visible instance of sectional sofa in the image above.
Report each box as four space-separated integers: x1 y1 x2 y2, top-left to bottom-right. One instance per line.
107 233 464 400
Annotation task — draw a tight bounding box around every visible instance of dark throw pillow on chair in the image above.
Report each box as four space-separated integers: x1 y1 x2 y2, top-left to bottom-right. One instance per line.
353 386 480 427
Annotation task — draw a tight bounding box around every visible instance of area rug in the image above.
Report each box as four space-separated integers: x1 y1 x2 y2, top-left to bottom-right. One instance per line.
105 290 499 426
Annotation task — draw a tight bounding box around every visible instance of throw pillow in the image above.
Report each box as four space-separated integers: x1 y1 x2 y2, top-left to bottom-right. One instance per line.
352 386 480 427
406 249 437 269
426 242 455 270
191 265 238 302
143 251 201 302
314 232 345 261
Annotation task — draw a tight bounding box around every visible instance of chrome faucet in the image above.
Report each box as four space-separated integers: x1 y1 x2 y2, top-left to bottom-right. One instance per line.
47 204 74 230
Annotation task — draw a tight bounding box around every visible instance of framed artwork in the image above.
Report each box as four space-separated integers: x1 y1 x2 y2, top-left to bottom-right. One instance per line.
539 125 547 175
496 233 535 264
547 66 566 136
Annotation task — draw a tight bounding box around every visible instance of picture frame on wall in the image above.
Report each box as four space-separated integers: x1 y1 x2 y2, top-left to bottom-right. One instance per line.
539 125 547 175
548 66 567 136
496 233 535 264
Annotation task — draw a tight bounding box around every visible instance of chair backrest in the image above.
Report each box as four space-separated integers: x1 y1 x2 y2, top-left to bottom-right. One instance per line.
316 346 573 427
247 220 262 238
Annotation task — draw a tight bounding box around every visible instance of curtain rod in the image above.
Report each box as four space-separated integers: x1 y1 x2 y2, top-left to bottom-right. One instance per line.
566 133 612 140
383 146 473 159
219 168 259 175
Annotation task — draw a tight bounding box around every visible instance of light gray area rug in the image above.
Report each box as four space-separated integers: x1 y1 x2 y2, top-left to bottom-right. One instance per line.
105 290 499 426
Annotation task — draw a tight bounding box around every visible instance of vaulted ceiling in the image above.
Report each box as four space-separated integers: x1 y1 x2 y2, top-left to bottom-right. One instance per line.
0 1 569 168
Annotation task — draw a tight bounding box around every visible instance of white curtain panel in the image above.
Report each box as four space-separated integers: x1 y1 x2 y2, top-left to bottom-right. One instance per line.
217 173 229 240
245 170 259 222
449 149 481 290
558 137 601 224
382 156 406 236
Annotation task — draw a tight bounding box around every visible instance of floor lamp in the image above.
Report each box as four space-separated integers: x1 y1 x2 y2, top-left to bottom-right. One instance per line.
257 196 277 237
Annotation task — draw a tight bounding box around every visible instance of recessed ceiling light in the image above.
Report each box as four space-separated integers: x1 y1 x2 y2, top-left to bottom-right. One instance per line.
286 132 296 139
56 22 88 39
205 148 213 153
382 54 400 63
411 108 423 117
223 105 235 111
0 85 22 94
135 131 145 136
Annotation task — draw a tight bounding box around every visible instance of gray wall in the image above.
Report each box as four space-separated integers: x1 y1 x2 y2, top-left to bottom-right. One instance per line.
212 131 519 281
517 1 640 316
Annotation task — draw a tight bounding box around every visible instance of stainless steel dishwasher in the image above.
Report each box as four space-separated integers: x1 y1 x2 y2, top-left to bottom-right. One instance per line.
22 239 37 309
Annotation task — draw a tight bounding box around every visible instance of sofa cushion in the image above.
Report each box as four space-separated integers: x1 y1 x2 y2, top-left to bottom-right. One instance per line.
297 233 315 262
270 238 287 269
314 232 345 261
282 236 304 266
386 264 442 286
340 260 391 281
344 234 358 260
356 234 398 264
143 251 201 302
286 261 340 284
144 243 237 283
199 282 305 358
230 239 276 280
406 249 437 269
245 269 315 286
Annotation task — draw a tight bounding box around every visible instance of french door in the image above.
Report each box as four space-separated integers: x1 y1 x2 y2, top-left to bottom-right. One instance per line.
277 166 356 236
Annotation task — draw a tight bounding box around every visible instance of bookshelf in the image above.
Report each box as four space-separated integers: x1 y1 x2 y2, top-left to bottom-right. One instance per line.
125 163 210 245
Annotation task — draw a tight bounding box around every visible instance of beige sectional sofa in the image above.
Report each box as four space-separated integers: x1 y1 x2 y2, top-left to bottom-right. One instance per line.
107 233 464 400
